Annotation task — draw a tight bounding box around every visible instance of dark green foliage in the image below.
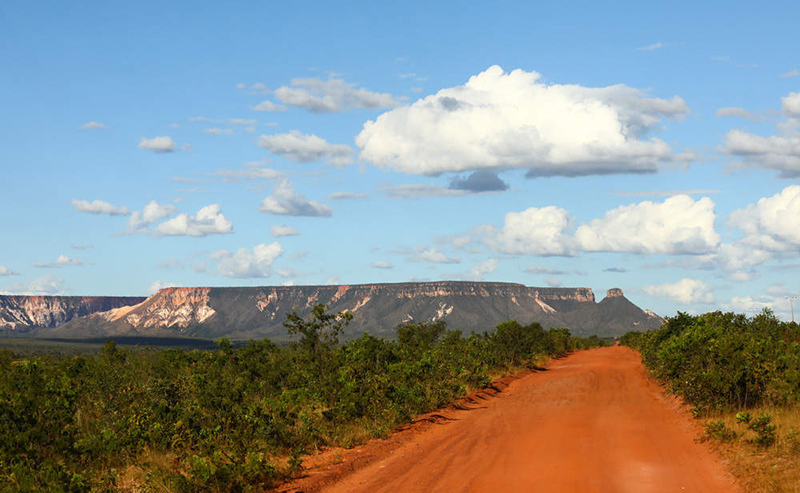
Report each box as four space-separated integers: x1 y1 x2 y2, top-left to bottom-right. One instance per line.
622 310 800 410
748 414 777 447
0 306 605 491
702 420 738 442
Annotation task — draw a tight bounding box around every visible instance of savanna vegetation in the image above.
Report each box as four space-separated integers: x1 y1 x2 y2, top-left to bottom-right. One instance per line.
0 304 605 492
622 310 800 492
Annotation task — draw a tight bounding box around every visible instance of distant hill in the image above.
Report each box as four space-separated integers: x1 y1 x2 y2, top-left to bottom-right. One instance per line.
0 295 147 334
29 282 662 340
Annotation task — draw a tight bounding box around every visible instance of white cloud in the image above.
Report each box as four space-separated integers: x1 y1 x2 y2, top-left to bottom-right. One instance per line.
258 131 353 165
466 258 498 280
329 192 369 200
230 118 257 125
34 255 83 268
407 247 460 264
251 100 287 112
156 258 183 269
779 69 799 79
575 196 720 254
215 242 284 278
544 277 563 287
720 92 800 178
147 280 182 294
372 261 393 269
273 77 398 113
188 116 212 122
355 65 688 177
1 275 67 295
128 201 178 233
643 278 715 304
0 266 20 276
156 204 233 237
203 128 234 135
259 180 333 217
782 92 800 117
138 136 176 153
80 121 107 129
715 107 760 121
271 225 300 237
483 206 575 256
72 199 130 216
728 185 800 251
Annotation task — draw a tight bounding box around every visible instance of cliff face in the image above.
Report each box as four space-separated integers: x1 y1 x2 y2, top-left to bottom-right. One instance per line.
46 282 662 339
0 295 147 332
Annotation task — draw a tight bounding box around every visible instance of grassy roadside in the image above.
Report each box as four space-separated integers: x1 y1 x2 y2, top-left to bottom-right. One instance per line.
701 406 800 493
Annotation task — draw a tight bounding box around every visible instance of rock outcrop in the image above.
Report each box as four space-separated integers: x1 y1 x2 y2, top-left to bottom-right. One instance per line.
44 282 662 339
0 295 147 333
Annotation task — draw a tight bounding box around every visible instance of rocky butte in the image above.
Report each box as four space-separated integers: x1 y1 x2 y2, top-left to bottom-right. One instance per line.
0 295 147 334
31 282 662 340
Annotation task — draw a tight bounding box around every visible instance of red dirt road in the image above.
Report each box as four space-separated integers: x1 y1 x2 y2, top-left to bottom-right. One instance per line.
284 346 740 493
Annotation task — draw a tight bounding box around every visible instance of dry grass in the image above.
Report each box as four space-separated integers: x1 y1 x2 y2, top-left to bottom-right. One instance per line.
704 405 800 493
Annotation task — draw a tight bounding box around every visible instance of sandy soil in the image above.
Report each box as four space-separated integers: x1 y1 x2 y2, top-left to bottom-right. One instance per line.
277 346 740 493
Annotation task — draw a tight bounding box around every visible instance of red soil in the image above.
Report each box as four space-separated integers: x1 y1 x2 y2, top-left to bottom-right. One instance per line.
277 346 740 493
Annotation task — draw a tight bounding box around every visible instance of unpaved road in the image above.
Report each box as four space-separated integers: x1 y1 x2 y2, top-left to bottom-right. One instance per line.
283 346 740 493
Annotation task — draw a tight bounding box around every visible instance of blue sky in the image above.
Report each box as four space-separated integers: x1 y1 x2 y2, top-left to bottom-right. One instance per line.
2 0 800 320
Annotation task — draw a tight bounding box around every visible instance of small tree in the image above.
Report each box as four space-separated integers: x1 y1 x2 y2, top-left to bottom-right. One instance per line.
284 304 353 357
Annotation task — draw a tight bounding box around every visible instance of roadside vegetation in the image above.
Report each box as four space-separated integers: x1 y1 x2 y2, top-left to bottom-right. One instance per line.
0 304 605 492
622 310 800 492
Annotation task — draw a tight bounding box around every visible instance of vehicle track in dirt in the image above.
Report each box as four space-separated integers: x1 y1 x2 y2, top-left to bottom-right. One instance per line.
278 346 740 493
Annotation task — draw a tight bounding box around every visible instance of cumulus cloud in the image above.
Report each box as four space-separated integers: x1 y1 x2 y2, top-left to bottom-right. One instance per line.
1 275 67 295
215 242 284 278
720 92 800 177
643 278 715 304
80 121 107 129
465 258 498 280
728 185 800 251
258 131 353 165
230 118 256 125
715 107 760 121
0 266 20 276
34 255 83 268
271 225 300 237
156 204 233 237
372 261 393 269
449 171 509 192
259 180 332 217
72 199 130 216
128 201 178 233
138 136 176 153
251 100 287 112
482 206 575 256
356 65 688 177
273 77 398 113
147 280 182 294
406 247 460 264
575 196 720 254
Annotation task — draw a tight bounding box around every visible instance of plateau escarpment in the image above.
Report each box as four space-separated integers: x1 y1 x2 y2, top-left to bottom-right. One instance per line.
0 295 147 333
45 282 661 339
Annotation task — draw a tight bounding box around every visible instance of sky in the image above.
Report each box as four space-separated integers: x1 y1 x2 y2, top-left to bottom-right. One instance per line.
1 0 800 320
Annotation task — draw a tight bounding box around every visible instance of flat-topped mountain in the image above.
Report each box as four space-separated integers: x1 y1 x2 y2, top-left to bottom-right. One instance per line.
0 295 147 333
35 282 661 340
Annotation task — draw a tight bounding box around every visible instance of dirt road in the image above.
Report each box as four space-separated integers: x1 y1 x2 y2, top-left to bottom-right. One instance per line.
283 346 739 493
